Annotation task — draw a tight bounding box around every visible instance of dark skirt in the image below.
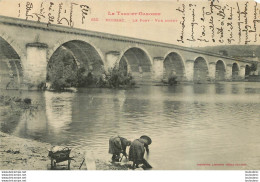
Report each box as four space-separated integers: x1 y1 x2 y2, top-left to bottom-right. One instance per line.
129 139 145 165
109 136 122 155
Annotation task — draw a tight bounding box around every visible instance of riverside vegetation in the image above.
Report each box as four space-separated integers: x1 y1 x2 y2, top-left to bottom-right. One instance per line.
47 55 135 91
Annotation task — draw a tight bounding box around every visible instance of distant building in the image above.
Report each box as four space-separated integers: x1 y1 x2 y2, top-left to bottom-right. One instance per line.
235 52 260 76
219 50 228 56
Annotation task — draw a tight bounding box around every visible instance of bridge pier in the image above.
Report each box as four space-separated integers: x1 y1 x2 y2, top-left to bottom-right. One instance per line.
24 42 48 88
185 60 194 82
239 65 246 80
153 57 164 82
226 64 233 81
208 62 216 82
105 51 120 71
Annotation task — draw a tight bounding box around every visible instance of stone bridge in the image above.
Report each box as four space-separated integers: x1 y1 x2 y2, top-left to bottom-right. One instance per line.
0 16 257 89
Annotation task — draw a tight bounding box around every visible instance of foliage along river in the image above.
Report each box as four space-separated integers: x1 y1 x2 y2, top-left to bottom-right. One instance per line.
1 82 260 170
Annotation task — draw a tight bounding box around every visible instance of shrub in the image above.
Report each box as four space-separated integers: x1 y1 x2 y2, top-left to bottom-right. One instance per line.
47 55 135 90
50 79 71 91
37 82 47 91
250 63 257 72
47 50 78 91
97 66 135 88
77 68 97 87
23 98 31 104
168 76 178 85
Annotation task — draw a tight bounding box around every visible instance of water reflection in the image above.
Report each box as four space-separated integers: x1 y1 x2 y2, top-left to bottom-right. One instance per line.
45 92 74 134
215 83 226 94
0 108 22 134
193 84 208 94
13 108 48 141
166 85 183 93
1 91 48 140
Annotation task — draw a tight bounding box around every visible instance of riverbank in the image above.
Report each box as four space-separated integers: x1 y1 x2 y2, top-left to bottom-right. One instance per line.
0 131 132 170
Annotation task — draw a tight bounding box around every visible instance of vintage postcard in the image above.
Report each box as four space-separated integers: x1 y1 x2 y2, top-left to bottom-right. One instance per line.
0 0 259 179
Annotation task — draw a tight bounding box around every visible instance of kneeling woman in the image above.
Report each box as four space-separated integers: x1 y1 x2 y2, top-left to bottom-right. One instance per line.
129 135 152 169
109 136 131 162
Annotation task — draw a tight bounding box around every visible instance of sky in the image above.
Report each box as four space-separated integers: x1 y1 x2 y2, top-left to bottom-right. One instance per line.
0 0 259 47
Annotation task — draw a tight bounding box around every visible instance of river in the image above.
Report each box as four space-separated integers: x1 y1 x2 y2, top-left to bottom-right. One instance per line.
1 82 260 170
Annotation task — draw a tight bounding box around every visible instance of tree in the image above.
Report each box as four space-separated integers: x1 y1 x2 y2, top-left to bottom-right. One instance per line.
47 50 78 91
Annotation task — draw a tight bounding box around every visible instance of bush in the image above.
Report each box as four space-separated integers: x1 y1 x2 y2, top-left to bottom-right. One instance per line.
23 98 31 104
168 76 178 85
50 79 70 91
47 56 135 90
47 51 78 91
97 66 135 88
77 68 97 87
250 63 257 72
37 82 47 91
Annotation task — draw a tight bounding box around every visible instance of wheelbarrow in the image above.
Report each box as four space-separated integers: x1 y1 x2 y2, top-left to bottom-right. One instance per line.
48 147 73 170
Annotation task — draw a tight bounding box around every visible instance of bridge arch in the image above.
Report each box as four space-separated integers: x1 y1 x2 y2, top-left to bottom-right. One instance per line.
48 38 105 66
48 40 105 71
118 45 153 67
0 31 25 59
232 62 240 80
0 35 23 89
215 60 226 81
193 56 209 83
163 51 186 81
118 46 153 83
47 40 105 86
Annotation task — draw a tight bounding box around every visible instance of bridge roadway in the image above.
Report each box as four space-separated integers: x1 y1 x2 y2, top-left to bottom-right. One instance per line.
0 15 257 89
